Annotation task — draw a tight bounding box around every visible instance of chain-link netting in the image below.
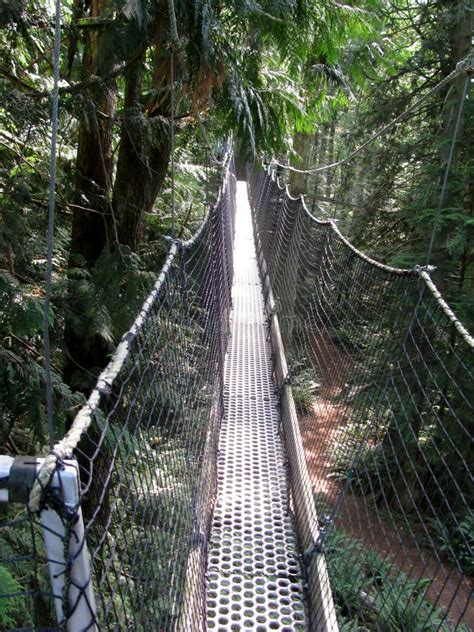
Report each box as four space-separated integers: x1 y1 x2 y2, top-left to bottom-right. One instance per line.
249 163 473 631
0 157 236 631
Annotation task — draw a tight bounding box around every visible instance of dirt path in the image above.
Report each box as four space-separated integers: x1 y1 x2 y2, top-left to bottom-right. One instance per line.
299 331 474 629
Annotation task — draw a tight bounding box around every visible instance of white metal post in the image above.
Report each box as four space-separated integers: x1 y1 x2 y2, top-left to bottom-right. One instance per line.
0 455 97 631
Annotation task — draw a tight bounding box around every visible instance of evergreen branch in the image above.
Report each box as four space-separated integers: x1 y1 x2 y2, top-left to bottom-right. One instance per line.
2 47 146 99
8 334 63 375
0 67 44 96
67 203 112 216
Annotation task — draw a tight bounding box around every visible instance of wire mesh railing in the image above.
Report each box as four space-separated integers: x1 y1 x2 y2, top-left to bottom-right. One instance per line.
248 163 473 632
0 156 236 631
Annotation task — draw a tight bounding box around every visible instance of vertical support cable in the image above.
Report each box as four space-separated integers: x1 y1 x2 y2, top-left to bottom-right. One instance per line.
205 143 209 209
44 0 62 451
425 73 469 265
167 0 179 238
170 49 176 238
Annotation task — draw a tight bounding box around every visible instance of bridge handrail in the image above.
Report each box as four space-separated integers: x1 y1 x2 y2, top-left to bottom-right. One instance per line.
29 151 235 513
266 162 417 276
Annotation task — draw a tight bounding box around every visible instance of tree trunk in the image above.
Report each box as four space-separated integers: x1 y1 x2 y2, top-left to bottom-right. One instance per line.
65 0 116 388
69 87 115 267
113 89 171 248
289 131 314 196
378 5 473 516
65 2 175 386
113 19 172 250
430 0 472 269
69 0 116 268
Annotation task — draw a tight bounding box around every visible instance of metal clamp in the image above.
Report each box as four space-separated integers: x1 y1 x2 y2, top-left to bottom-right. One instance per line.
7 456 38 504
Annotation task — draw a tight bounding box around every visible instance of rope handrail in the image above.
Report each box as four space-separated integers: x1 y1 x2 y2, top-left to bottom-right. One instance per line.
182 146 234 251
267 161 474 334
28 242 180 512
267 163 417 276
28 150 235 513
419 269 474 349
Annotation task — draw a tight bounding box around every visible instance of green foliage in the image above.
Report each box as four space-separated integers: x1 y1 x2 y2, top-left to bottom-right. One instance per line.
325 528 470 631
106 433 196 626
286 2 474 595
0 565 28 628
290 357 319 414
0 0 472 626
0 505 54 627
320 1 474 306
428 515 474 577
0 267 83 446
78 286 217 626
69 249 155 339
328 419 377 483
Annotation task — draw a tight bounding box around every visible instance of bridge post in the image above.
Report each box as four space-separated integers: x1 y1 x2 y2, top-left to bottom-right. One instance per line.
0 455 97 630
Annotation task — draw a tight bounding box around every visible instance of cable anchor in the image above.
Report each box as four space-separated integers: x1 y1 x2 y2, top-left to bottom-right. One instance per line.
414 264 437 276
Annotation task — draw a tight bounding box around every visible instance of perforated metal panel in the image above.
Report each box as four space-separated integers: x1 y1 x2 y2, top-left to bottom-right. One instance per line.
206 182 307 631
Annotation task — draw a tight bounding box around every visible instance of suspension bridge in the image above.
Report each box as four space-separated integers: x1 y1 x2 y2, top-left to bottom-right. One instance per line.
0 153 472 631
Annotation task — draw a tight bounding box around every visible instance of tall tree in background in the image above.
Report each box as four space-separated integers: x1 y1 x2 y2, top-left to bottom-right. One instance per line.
298 0 473 316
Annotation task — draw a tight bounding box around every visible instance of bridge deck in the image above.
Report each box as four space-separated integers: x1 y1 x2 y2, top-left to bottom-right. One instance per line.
206 181 307 631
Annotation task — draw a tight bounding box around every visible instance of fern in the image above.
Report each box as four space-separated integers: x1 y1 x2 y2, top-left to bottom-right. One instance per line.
0 565 29 628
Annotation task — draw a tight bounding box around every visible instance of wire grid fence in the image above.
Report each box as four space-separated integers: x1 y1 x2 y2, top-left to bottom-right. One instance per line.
248 163 473 631
0 157 236 631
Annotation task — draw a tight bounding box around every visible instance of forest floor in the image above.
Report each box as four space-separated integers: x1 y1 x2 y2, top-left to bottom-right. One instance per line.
299 332 473 629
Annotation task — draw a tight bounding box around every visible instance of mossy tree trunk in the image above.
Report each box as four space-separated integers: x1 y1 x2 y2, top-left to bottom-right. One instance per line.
65 0 117 387
113 55 171 250
65 2 173 386
289 131 314 196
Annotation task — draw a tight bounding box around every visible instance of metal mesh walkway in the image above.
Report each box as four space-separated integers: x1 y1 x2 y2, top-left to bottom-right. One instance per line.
206 181 307 631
